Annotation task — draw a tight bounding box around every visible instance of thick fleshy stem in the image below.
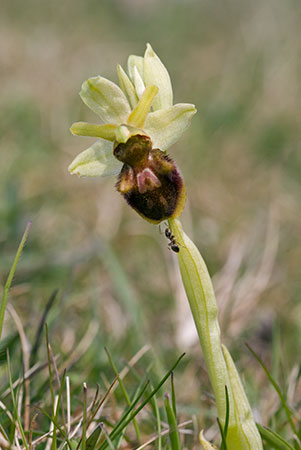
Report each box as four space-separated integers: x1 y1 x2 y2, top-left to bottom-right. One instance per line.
169 218 263 449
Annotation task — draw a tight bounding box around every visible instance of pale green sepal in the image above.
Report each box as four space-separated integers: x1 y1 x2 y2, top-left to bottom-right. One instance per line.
222 345 264 449
144 103 196 151
68 139 122 177
70 122 117 141
127 55 144 82
143 43 173 111
127 85 158 129
117 64 138 109
80 76 131 124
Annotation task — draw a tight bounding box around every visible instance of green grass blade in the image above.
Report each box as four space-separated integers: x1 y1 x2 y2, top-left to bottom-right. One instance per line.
55 369 67 434
100 423 116 450
152 391 162 450
257 423 296 450
0 333 18 365
105 347 141 442
164 394 181 450
171 372 177 417
99 379 150 449
86 424 102 449
109 353 185 444
31 405 73 449
45 323 54 403
99 353 185 450
224 385 230 439
30 289 58 367
217 417 228 450
0 222 31 341
220 385 230 450
85 376 118 432
82 382 87 450
51 396 58 450
246 344 298 436
6 350 29 450
114 373 150 448
0 423 9 440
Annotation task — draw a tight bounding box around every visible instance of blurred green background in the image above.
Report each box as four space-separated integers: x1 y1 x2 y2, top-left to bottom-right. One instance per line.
1 0 300 439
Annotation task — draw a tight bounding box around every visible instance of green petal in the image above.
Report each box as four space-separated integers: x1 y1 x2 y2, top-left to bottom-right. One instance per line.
117 64 138 109
80 76 131 124
70 122 117 140
127 85 158 129
144 103 196 151
132 66 145 99
127 55 144 82
68 139 122 177
143 43 173 111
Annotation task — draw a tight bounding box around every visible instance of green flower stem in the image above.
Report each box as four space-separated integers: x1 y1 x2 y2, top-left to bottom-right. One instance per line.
169 220 232 418
127 85 158 129
169 219 263 449
70 122 117 140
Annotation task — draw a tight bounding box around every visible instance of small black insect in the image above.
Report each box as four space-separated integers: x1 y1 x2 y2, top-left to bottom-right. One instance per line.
164 227 180 253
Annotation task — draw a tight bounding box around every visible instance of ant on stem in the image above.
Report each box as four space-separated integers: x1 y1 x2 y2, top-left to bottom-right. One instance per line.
160 223 180 253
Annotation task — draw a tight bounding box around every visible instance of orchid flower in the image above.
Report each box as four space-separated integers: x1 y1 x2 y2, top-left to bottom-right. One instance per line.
69 43 196 182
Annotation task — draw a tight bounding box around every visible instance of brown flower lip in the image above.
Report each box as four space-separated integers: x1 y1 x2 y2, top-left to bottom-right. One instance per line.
114 135 186 224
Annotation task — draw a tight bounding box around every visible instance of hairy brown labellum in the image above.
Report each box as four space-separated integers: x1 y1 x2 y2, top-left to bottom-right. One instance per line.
114 135 186 224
